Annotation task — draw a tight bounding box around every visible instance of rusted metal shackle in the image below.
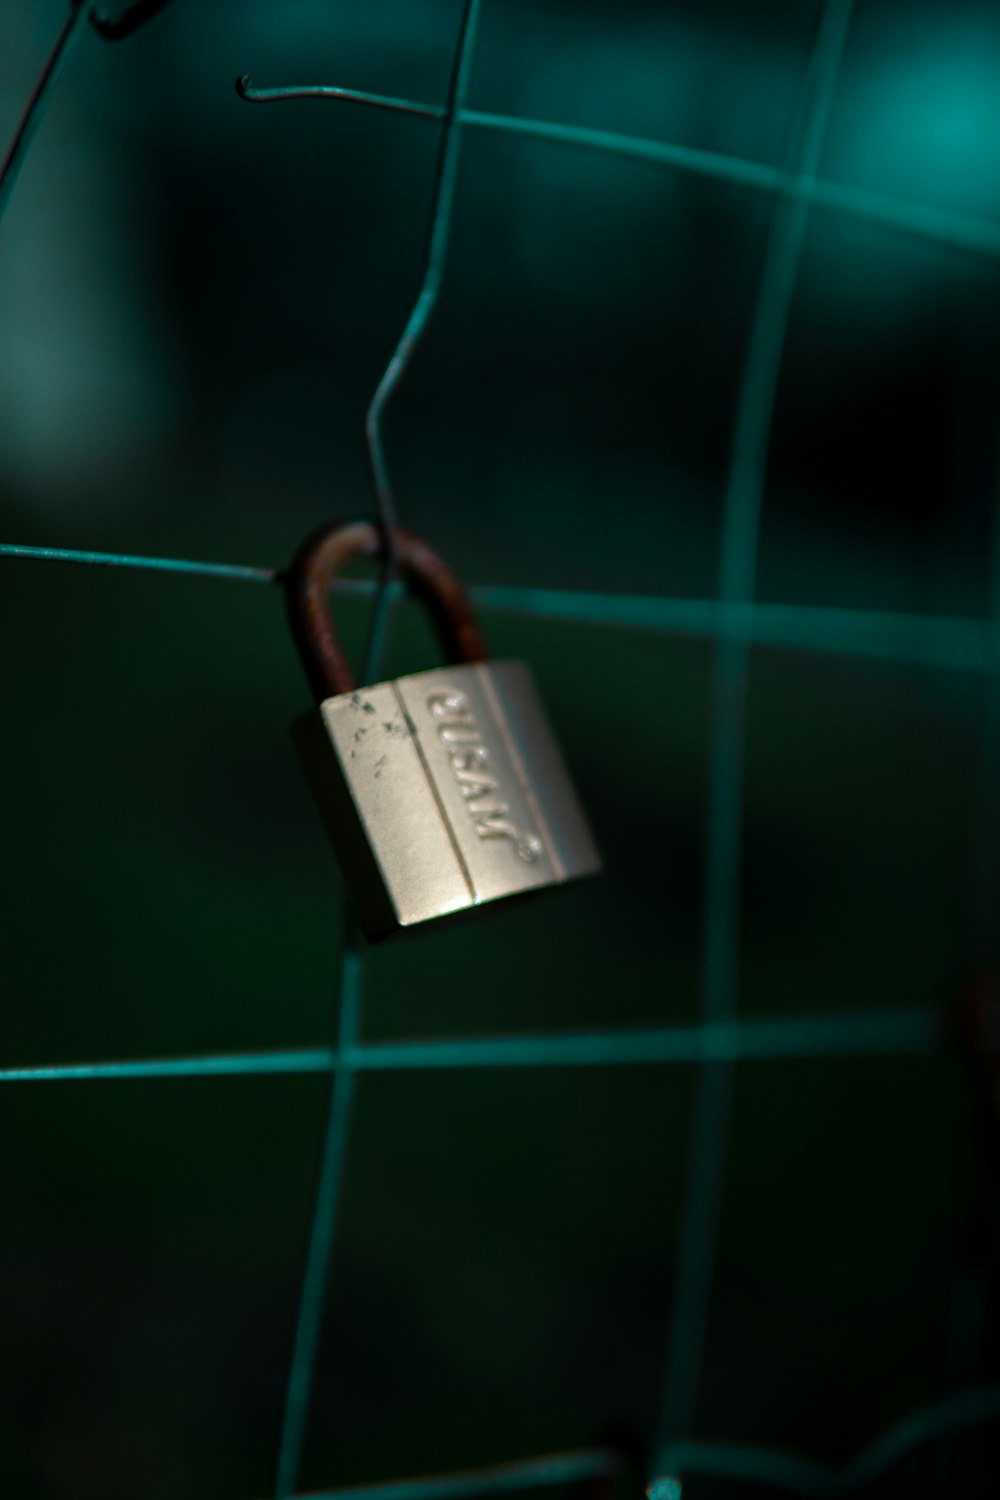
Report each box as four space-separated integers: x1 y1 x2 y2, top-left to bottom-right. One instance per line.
285 518 488 702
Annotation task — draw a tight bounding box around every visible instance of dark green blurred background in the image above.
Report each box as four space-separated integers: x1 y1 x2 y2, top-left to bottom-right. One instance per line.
2 1 1000 1496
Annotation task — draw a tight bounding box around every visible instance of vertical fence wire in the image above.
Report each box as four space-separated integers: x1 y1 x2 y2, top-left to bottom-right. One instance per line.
271 6 483 1493
359 0 483 688
654 0 857 1468
0 0 96 222
275 932 364 1500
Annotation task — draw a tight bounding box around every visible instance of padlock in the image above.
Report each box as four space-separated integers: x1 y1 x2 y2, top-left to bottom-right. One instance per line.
286 518 601 941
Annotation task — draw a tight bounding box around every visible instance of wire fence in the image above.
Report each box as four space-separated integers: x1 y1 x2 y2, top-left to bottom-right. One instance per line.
3 3 1000 1498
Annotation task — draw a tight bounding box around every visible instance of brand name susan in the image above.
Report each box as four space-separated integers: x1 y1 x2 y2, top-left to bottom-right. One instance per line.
427 690 543 865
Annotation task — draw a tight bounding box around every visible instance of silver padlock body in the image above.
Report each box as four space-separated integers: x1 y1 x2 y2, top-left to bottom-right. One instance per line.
292 661 601 941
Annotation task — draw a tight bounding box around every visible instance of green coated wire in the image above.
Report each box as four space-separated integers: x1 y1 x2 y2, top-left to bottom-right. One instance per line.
11 6 1000 277
806 174 1000 261
4 543 1000 673
463 114 1000 263
0 1011 940 1085
236 79 1000 265
237 77 446 123
0 541 277 584
274 934 364 1500
657 0 857 1464
0 1 96 223
662 1383 1000 1498
355 1011 938 1071
271 11 483 1492
276 1377 1000 1500
0 1050 335 1082
288 1447 623 1500
359 0 482 689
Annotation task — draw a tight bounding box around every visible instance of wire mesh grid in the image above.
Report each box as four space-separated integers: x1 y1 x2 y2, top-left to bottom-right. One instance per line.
3 1 1000 1497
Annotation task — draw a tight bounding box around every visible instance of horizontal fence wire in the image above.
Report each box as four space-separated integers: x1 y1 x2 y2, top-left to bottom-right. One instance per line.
236 90 1000 266
6 5 1000 269
4 542 1000 673
667 1384 1000 1499
261 1381 1000 1500
278 1447 625 1500
244 1378 1000 1500
0 1009 944 1084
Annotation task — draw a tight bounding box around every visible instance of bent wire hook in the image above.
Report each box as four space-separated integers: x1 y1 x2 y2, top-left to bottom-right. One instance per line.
236 0 483 689
235 73 447 122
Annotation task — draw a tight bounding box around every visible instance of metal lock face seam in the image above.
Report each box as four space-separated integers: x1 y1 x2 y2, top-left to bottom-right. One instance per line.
293 660 601 941
286 519 601 942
